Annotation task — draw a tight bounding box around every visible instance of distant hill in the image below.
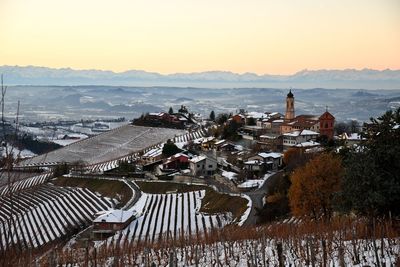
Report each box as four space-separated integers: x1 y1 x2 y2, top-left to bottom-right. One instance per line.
1 65 400 89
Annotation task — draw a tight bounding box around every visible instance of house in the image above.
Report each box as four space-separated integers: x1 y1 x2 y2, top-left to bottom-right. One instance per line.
294 141 321 150
134 112 186 129
162 153 189 170
337 133 365 147
231 114 245 125
241 125 265 139
189 155 218 177
219 142 237 152
214 139 226 150
247 152 283 171
257 135 283 151
283 129 319 151
243 159 264 172
201 136 216 150
264 119 284 135
93 210 137 235
256 113 284 129
258 152 283 170
280 115 320 134
142 147 163 163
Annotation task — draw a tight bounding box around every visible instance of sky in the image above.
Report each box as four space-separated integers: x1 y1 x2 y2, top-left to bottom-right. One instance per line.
0 0 399 75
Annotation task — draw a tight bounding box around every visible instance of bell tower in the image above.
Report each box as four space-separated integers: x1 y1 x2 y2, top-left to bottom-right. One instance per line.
285 89 295 121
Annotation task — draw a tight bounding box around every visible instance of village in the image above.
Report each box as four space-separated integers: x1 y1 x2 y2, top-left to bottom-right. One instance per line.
128 89 361 188
1 89 396 266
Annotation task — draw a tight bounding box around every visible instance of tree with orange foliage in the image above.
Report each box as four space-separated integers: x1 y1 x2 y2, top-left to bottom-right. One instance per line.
283 147 315 172
288 152 343 220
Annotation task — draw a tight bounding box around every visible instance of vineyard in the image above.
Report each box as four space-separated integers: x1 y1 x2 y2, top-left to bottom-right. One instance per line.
0 183 113 251
110 190 233 246
30 218 400 266
0 172 52 197
18 125 185 167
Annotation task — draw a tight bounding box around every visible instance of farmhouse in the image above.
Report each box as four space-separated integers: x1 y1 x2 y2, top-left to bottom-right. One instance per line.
93 209 136 234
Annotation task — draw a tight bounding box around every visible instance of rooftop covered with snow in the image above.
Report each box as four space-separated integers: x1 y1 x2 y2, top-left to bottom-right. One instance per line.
93 209 136 224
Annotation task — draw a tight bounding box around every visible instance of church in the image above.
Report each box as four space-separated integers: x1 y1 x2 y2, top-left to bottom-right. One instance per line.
280 90 335 140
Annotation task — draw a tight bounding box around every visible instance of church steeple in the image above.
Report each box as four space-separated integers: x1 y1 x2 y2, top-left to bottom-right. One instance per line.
285 89 295 121
287 89 294 98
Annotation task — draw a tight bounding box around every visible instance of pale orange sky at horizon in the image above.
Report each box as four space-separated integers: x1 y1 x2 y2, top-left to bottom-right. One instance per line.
0 0 399 75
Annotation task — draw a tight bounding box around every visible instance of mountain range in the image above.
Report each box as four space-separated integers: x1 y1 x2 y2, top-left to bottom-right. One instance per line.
1 65 400 89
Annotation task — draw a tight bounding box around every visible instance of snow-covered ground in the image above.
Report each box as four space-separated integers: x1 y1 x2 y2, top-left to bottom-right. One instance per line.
105 190 233 246
18 125 185 166
0 184 113 250
50 133 89 146
59 235 400 266
237 172 276 189
0 145 36 159
221 170 238 181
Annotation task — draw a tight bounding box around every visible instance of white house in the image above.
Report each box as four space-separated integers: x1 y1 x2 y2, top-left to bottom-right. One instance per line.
189 155 218 177
283 129 319 151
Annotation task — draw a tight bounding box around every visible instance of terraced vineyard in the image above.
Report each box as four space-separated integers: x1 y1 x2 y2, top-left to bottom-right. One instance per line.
18 125 186 167
0 184 113 251
17 127 207 174
112 190 233 245
0 172 52 197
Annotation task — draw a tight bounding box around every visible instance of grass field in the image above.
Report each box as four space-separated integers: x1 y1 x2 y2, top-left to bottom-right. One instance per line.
135 181 248 220
53 177 132 208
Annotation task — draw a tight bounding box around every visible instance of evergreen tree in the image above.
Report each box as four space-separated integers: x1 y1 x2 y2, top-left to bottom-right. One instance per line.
168 107 174 114
247 117 256 126
209 110 215 121
340 108 400 217
216 113 229 124
162 139 181 157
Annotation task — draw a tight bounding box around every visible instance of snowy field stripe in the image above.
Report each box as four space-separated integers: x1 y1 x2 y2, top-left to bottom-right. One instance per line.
151 194 165 242
20 213 35 248
66 190 93 221
61 194 86 225
176 193 183 236
36 203 57 241
46 200 70 235
31 206 49 244
189 191 197 235
155 193 168 241
168 193 177 239
55 196 79 227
